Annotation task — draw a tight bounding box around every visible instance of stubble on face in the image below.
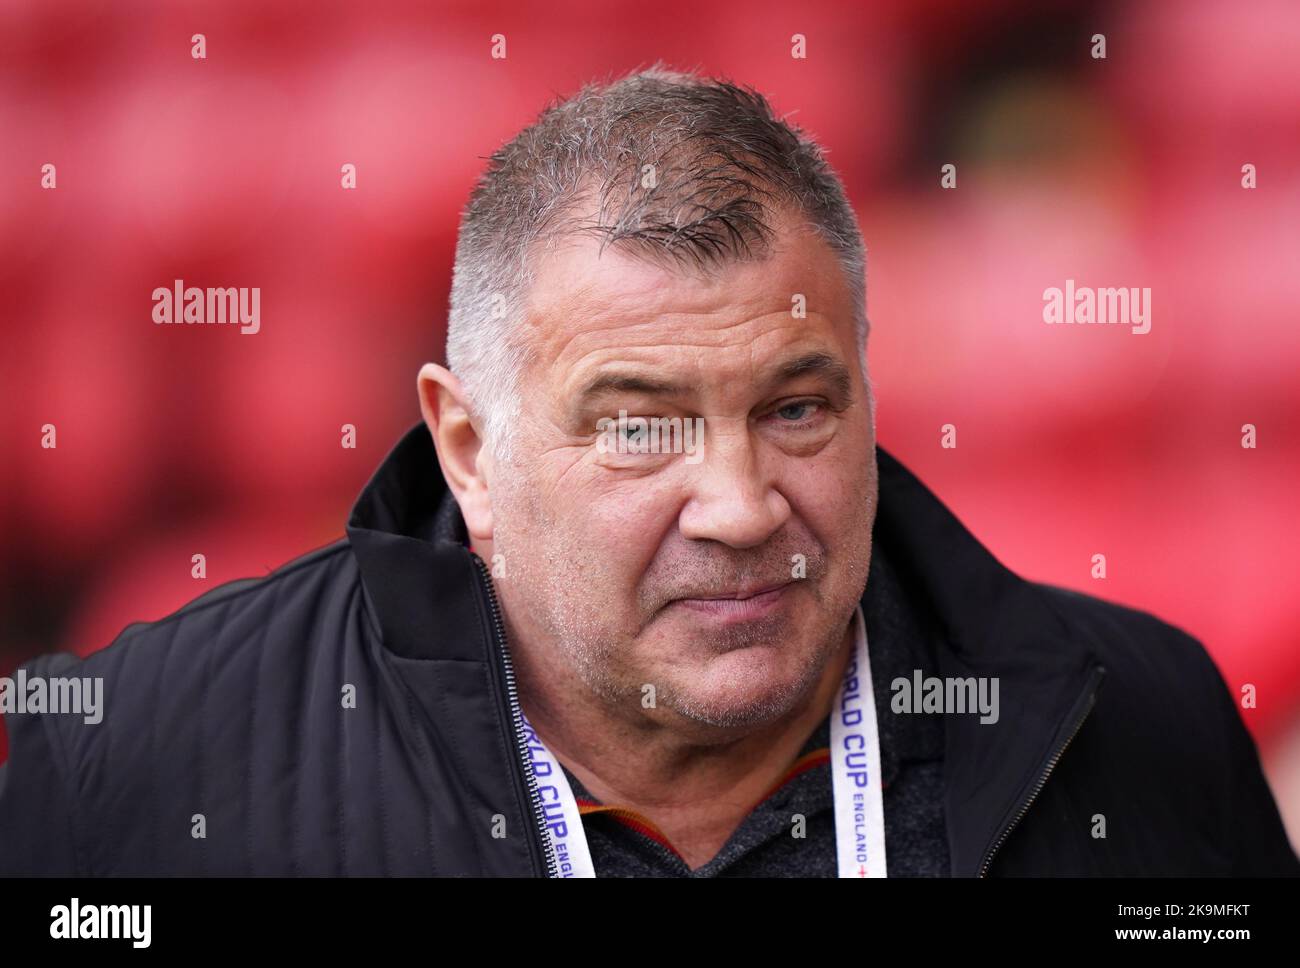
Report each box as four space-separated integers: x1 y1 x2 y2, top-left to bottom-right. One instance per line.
488 429 878 733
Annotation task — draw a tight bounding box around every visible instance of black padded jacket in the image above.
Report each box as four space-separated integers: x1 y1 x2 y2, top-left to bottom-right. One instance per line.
1 422 1296 877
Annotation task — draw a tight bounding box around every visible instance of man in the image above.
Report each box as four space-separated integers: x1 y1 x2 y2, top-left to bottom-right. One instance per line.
1 66 1296 877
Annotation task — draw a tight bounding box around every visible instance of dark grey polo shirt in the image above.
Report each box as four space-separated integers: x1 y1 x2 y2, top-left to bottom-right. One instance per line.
559 541 951 877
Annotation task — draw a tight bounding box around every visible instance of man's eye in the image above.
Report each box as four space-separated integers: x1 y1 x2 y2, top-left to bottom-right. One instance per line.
773 401 821 423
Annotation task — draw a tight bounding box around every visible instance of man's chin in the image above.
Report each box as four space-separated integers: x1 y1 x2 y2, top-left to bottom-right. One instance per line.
657 649 818 731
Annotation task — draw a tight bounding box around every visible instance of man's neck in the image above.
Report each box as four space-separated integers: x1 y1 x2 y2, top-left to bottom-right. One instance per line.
516 614 857 871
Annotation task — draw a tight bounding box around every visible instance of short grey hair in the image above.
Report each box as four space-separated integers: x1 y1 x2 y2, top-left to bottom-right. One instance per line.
446 62 868 464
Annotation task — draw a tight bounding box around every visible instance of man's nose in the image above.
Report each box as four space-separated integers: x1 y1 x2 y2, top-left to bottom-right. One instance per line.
676 422 791 549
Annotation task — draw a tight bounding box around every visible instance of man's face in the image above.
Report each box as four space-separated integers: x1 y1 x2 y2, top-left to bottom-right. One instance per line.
488 206 877 733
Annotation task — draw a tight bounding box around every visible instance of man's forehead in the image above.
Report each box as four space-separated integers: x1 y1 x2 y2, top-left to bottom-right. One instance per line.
522 212 852 362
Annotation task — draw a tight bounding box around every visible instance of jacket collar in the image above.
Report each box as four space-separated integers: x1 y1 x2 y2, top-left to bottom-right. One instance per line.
346 422 1105 875
872 447 1106 874
345 422 485 662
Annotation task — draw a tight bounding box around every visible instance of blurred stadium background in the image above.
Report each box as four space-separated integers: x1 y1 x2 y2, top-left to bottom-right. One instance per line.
2 0 1298 846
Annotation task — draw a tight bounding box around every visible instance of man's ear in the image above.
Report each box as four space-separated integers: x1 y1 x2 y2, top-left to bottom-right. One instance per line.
417 363 494 543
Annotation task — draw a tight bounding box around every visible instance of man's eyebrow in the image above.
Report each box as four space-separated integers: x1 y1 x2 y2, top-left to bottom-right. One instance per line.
770 352 853 403
574 351 854 405
576 372 687 402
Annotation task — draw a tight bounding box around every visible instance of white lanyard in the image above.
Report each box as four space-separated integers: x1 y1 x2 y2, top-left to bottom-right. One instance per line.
520 604 886 877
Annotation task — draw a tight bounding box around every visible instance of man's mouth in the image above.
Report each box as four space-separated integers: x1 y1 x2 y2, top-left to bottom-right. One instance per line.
669 581 794 622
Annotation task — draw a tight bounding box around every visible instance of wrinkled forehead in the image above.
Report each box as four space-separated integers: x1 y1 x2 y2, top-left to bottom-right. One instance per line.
519 208 858 387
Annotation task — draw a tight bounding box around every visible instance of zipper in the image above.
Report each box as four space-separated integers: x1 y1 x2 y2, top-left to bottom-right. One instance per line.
977 664 1106 877
471 552 559 878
